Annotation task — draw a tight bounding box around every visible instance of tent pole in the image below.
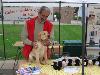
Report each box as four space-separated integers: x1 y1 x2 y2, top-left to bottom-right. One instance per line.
82 3 86 75
1 0 6 59
58 1 61 58
85 4 89 56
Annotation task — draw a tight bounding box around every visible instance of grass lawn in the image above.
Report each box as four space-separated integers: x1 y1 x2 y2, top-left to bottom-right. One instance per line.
0 24 82 59
54 25 82 43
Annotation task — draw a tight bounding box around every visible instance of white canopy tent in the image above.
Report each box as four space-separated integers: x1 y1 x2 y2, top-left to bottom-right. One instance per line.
1 1 100 75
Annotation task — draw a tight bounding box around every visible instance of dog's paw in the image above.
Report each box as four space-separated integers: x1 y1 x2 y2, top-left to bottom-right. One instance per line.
41 61 49 65
40 61 46 65
36 62 41 68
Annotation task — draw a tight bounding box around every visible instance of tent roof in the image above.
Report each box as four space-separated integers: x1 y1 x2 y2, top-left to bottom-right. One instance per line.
2 0 82 7
3 3 82 7
2 0 100 7
2 0 100 3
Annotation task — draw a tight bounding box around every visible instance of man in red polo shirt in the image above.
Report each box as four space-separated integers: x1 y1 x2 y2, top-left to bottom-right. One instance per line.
21 6 53 60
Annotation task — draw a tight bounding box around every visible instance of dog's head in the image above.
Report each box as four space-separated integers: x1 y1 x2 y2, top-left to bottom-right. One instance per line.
38 31 48 41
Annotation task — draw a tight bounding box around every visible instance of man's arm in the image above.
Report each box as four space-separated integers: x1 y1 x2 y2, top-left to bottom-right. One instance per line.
21 23 33 46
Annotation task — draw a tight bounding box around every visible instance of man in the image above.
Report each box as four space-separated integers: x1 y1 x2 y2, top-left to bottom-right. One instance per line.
21 6 53 60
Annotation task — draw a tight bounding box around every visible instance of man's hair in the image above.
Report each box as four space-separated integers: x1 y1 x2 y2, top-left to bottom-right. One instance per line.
38 6 50 14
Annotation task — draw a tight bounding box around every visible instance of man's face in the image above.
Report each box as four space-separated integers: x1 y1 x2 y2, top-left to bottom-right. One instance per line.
38 10 50 23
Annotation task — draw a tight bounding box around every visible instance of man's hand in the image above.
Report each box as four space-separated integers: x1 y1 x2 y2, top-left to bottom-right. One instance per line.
45 39 51 46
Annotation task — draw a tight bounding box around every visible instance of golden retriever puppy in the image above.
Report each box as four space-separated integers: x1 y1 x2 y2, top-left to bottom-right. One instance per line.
29 31 48 66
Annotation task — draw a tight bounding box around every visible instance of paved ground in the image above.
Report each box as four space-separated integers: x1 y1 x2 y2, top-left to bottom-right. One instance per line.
0 60 22 75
